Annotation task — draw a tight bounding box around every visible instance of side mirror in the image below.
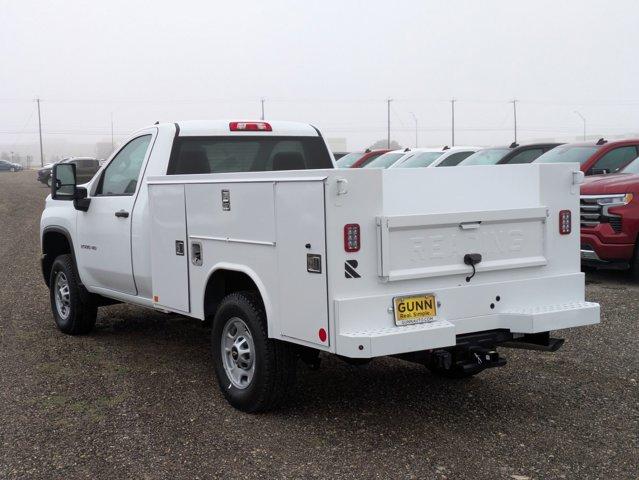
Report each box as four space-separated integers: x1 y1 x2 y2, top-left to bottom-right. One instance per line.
51 163 77 200
51 163 92 212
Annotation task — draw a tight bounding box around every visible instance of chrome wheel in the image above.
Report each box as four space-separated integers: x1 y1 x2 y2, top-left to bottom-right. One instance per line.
221 317 255 389
54 271 71 320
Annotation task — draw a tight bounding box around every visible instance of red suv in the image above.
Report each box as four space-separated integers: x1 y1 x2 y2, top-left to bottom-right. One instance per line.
335 149 391 168
535 138 639 175
580 157 639 274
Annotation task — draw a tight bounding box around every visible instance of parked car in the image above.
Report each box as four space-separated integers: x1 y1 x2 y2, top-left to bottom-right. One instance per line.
580 157 639 274
41 119 598 412
38 157 101 186
457 146 514 166
365 146 479 169
335 149 390 168
0 159 22 172
534 138 639 175
391 146 480 168
457 142 557 167
498 143 563 164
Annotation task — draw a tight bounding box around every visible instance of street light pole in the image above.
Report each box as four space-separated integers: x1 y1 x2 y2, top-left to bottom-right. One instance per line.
110 112 114 151
36 97 44 166
574 111 586 141
511 99 518 144
386 98 393 149
260 98 265 120
410 112 418 147
451 98 456 146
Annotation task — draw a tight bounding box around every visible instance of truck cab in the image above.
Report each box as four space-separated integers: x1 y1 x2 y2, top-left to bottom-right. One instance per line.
41 120 599 413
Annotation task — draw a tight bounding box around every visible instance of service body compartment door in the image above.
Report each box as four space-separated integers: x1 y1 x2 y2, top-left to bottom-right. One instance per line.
276 181 329 346
149 184 190 313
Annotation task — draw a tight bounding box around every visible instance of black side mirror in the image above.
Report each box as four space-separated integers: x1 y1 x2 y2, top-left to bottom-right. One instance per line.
73 187 91 212
51 163 77 200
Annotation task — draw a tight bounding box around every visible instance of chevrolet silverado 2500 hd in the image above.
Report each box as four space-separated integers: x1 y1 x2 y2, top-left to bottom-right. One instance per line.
41 120 600 412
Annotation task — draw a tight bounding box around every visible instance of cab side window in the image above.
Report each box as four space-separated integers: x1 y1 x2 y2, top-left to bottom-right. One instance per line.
96 135 152 196
590 146 638 174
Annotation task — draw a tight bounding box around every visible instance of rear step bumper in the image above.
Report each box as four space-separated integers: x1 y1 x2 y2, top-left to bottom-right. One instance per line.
336 301 599 358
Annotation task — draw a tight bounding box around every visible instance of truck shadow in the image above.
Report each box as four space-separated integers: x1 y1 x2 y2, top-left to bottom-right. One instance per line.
89 304 544 428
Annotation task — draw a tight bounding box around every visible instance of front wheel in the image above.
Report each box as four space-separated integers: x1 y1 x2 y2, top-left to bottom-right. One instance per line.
49 254 97 334
211 291 297 413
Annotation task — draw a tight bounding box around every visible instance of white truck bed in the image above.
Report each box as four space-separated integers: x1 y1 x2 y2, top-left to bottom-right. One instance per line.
147 163 599 358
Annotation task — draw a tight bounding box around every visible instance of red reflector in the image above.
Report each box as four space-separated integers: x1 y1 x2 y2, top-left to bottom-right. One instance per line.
559 210 571 235
229 121 272 132
344 224 360 252
318 328 327 342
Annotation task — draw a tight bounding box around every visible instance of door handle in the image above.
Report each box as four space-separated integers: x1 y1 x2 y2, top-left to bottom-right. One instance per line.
115 210 129 218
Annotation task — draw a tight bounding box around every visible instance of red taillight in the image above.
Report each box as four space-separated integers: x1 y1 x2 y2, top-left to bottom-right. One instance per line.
559 210 571 235
344 224 360 252
229 121 272 132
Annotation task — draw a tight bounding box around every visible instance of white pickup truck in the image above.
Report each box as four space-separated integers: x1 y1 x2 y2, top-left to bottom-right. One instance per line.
41 120 600 412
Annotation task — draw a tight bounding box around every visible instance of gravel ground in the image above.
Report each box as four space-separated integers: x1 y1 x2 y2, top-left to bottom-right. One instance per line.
0 171 637 480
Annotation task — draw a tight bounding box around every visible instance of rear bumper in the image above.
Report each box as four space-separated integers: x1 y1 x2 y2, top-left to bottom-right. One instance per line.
333 274 600 358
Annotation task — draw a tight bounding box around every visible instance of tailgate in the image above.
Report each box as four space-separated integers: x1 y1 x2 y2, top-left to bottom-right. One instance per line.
377 207 548 281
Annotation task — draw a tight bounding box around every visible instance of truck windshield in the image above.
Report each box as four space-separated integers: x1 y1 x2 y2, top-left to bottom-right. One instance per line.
534 145 599 165
168 136 333 174
335 152 364 168
363 152 405 169
395 152 443 168
459 148 510 166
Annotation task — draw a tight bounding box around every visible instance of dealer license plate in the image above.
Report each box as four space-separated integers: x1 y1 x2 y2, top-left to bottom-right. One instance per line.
393 294 437 326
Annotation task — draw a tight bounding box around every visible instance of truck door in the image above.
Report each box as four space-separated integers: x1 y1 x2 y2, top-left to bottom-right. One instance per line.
276 181 329 346
76 134 154 295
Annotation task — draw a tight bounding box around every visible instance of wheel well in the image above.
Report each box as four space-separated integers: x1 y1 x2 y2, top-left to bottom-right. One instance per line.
204 269 262 321
42 231 72 286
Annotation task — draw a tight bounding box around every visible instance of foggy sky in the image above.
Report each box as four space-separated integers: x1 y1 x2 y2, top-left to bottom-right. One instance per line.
2 0 639 159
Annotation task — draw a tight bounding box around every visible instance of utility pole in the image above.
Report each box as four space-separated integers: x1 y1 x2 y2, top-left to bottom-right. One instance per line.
451 98 456 146
386 98 392 149
410 112 418 147
36 97 44 166
110 112 114 150
574 111 586 141
511 99 518 144
260 98 265 120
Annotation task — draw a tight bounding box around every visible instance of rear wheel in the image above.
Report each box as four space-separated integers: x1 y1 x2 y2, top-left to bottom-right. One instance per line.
49 254 97 334
211 291 297 413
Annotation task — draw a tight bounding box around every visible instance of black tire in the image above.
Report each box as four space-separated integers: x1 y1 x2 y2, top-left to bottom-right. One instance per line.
49 254 97 335
211 291 297 413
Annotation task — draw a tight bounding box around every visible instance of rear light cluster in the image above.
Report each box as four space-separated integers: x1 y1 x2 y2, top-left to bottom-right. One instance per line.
229 121 272 132
559 210 571 235
344 224 360 252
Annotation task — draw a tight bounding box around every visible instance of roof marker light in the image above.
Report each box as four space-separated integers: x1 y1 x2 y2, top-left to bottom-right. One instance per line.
229 121 272 132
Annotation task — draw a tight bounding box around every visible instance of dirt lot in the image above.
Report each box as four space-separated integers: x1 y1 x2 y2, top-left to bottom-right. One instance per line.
0 171 637 480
